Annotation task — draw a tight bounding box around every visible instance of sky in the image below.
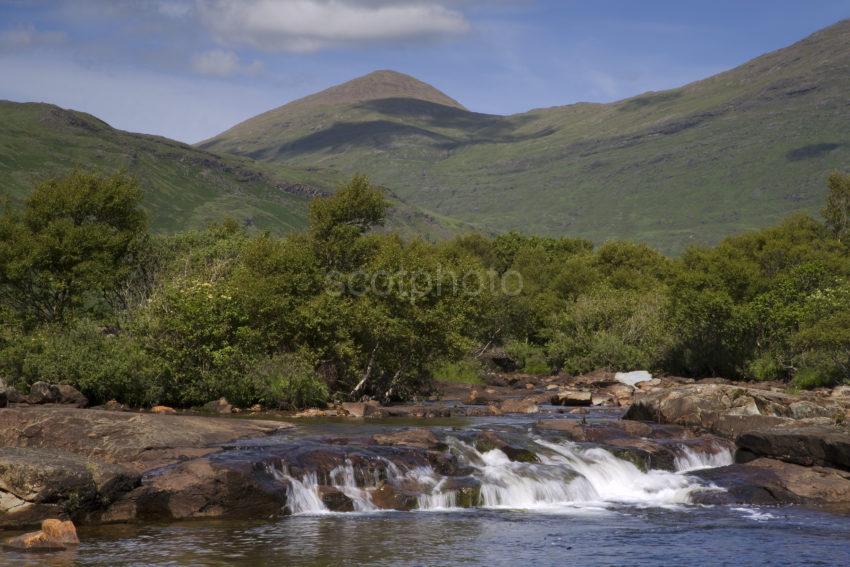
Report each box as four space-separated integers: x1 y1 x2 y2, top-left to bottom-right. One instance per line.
1 0 849 144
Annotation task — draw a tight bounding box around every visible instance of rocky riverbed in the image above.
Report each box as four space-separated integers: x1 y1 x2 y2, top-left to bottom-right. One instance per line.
1 372 850 564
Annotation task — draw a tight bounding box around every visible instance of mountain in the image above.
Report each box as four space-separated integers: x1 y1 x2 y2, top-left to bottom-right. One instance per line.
0 100 461 239
201 20 850 253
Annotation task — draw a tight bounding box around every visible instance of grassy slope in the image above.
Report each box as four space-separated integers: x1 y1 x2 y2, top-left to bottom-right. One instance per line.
202 20 850 254
0 100 463 240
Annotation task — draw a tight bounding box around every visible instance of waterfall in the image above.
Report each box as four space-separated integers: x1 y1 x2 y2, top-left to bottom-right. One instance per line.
674 445 734 473
269 435 728 515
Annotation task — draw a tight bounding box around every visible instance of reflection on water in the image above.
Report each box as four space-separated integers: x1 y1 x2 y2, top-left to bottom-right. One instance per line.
3 507 850 567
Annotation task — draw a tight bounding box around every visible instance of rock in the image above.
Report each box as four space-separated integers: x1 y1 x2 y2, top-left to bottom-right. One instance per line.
100 399 127 411
691 463 800 506
614 371 652 387
438 476 482 508
370 484 418 511
341 401 380 418
465 388 491 405
831 385 850 398
0 406 291 473
372 429 441 450
203 397 233 415
604 383 635 406
0 377 7 408
0 447 140 527
3 519 78 552
56 384 88 408
591 393 615 406
525 383 535 390
318 486 354 512
151 405 177 415
551 389 592 406
736 425 850 470
28 381 61 404
624 384 841 438
474 431 539 463
498 398 539 414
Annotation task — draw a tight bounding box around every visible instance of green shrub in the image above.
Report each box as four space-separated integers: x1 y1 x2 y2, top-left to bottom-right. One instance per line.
504 340 551 375
0 320 162 406
432 358 485 384
248 351 329 410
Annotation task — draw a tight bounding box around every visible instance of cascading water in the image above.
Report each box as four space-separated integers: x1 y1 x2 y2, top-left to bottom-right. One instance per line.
268 433 729 515
674 445 734 472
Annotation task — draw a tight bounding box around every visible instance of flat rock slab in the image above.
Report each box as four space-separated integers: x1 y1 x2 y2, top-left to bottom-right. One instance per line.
0 407 293 472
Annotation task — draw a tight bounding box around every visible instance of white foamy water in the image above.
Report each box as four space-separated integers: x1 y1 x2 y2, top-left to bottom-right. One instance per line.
674 446 734 473
269 435 729 515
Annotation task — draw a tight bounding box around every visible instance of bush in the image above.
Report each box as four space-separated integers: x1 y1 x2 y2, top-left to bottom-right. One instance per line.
546 287 670 375
432 358 485 385
0 320 162 407
504 339 551 375
247 351 329 410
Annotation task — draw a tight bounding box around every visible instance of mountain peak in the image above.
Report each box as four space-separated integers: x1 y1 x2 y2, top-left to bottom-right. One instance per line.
288 69 466 111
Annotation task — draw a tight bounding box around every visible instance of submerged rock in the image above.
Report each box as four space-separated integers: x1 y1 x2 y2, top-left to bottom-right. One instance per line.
3 519 79 552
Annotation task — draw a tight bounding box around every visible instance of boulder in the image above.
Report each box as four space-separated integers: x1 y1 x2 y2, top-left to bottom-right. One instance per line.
56 384 88 408
0 378 7 408
372 429 441 450
318 486 354 512
0 447 140 527
3 519 78 552
151 405 177 415
736 425 850 471
203 397 233 415
831 385 850 399
604 383 635 406
498 398 539 414
370 484 418 511
550 389 592 406
28 381 61 404
614 371 652 387
474 431 539 463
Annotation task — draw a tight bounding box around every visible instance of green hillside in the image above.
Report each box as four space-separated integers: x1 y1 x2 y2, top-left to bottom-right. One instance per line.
201 21 850 253
0 100 465 239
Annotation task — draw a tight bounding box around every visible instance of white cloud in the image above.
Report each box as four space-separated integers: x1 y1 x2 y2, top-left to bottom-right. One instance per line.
198 0 470 53
192 49 264 77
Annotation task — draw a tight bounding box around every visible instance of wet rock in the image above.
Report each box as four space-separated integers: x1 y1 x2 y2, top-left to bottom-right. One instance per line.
550 389 592 406
474 431 539 463
371 484 418 511
691 463 800 506
28 382 61 404
104 455 289 522
0 447 139 527
151 405 177 415
439 476 482 508
3 519 79 552
318 486 354 512
736 425 850 470
499 398 539 414
372 429 441 450
202 397 233 415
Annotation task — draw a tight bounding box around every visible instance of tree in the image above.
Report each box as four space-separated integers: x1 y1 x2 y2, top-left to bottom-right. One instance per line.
823 171 850 243
0 171 148 324
308 175 390 270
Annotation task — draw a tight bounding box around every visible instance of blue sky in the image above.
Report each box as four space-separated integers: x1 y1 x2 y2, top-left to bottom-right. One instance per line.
1 0 848 143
